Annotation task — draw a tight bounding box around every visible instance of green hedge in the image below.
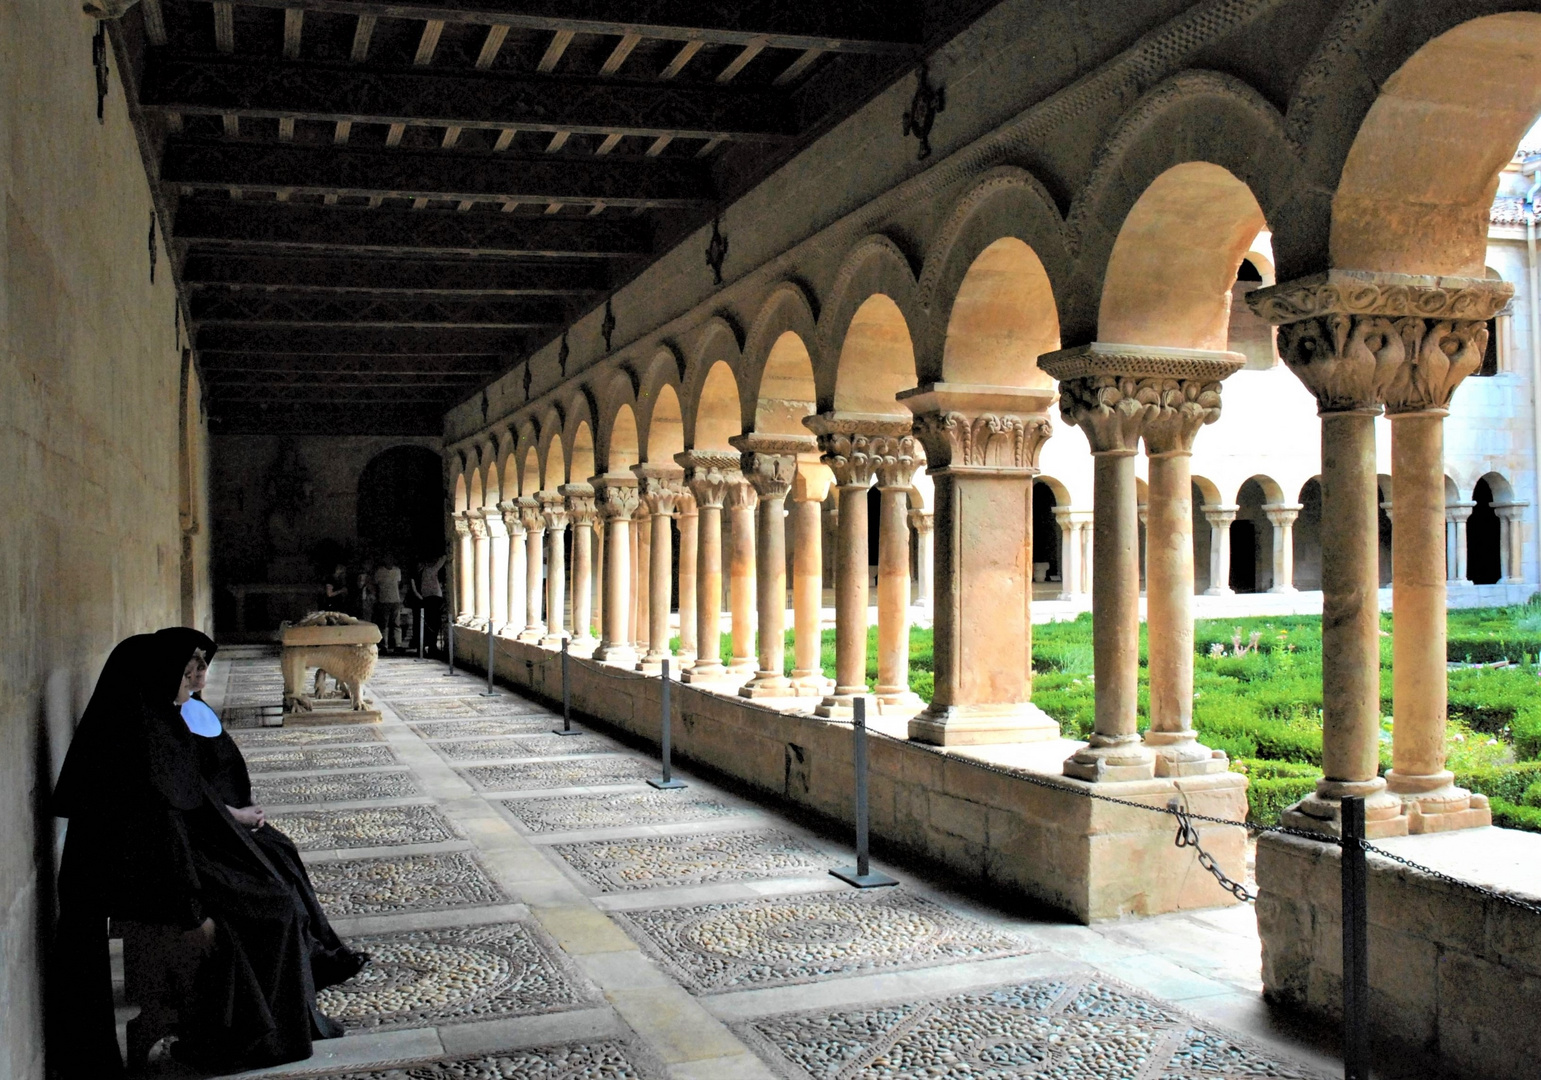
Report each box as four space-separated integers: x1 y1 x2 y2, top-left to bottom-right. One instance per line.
1490 797 1541 833
1446 633 1541 664
1453 762 1541 803
1230 758 1320 826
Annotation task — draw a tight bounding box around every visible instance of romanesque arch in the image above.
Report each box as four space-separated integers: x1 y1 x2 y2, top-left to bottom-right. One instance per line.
829 295 916 417
817 237 919 412
691 361 742 451
742 283 821 418
636 347 686 462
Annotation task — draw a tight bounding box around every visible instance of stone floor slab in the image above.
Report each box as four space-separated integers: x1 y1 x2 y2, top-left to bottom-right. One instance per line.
255 770 421 806
462 756 659 792
246 745 401 773
308 851 508 917
551 830 830 893
266 1040 661 1079
430 735 616 762
235 727 386 748
499 788 748 834
388 698 554 721
410 718 558 740
612 889 1036 994
272 805 459 851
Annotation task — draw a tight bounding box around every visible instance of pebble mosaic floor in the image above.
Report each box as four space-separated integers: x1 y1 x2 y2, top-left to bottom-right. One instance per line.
148 651 1343 1080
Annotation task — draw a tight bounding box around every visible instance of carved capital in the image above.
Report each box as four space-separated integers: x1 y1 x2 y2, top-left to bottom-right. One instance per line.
1053 376 1150 454
803 414 912 489
479 506 508 538
739 451 798 502
1247 271 1510 414
1203 504 1239 529
1495 501 1529 523
594 479 640 522
1136 378 1228 455
897 383 1057 473
539 492 568 532
723 478 759 512
559 484 598 529
1262 503 1303 528
498 500 526 537
1446 501 1475 524
907 508 934 534
639 476 683 517
452 514 472 539
466 513 488 540
791 461 835 504
675 451 741 509
675 489 698 517
517 495 546 534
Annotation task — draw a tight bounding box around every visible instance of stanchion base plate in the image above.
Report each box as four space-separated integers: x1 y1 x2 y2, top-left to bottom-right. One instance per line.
647 778 688 790
830 866 898 889
551 727 584 736
479 690 499 697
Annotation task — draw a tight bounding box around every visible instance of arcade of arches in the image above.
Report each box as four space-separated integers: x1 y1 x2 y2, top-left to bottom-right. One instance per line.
9 1 1541 1078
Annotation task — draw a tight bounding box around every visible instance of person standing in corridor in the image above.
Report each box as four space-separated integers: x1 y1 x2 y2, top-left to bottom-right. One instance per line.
373 556 402 653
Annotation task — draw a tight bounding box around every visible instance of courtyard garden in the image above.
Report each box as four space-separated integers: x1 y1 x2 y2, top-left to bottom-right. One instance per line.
694 602 1541 830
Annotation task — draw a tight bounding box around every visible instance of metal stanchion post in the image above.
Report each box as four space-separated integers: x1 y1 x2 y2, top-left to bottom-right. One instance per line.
648 659 686 790
445 618 456 676
831 698 897 888
480 626 497 696
1341 796 1369 1080
553 638 581 736
417 604 424 660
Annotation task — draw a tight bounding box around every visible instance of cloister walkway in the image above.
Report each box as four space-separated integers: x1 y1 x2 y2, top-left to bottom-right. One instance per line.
142 649 1359 1080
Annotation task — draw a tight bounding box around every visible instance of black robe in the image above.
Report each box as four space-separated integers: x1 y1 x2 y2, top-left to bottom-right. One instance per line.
50 629 339 1078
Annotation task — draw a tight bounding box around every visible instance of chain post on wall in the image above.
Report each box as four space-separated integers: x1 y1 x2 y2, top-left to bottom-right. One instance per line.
553 637 580 736
480 623 497 696
830 698 898 889
647 659 686 789
1341 796 1370 1080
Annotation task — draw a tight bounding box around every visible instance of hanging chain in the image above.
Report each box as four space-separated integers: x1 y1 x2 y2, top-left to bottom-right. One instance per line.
1171 797 1255 901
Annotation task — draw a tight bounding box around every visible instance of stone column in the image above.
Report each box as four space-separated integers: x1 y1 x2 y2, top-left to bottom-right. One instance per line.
1263 504 1303 594
468 512 491 626
805 417 896 716
676 492 699 663
592 476 639 665
676 453 737 682
895 388 1060 744
541 494 568 647
1053 507 1080 600
628 508 644 650
735 440 802 697
1136 351 1243 777
1249 268 1511 834
875 439 924 713
1202 506 1238 595
635 467 682 673
910 509 934 616
1449 501 1474 582
1078 516 1094 594
1496 503 1528 583
1445 508 1459 583
483 507 510 633
789 462 834 694
635 507 653 654
518 497 546 642
724 478 759 677
1041 346 1164 781
562 485 597 655
592 516 605 634
453 514 474 623
499 501 526 638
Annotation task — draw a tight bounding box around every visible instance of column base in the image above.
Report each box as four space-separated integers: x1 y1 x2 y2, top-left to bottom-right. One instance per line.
540 633 569 650
1144 731 1230 777
787 671 834 697
1063 734 1156 783
1386 769 1493 833
1279 776 1409 838
816 692 877 719
591 643 637 667
908 702 1061 746
1266 585 1298 595
517 627 546 643
875 690 926 717
636 651 674 675
739 672 792 698
681 661 728 684
567 635 598 659
726 657 757 677
1202 586 1234 597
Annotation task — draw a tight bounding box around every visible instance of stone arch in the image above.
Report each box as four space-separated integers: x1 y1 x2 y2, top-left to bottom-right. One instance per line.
451 467 468 514
569 420 596 485
1232 476 1283 593
514 423 539 495
537 409 566 489
467 455 484 509
647 383 686 463
749 331 818 436
1190 475 1223 506
939 236 1062 389
830 294 916 418
494 431 516 495
595 371 640 474
817 236 920 411
681 318 745 446
607 405 641 473
1293 9 1541 278
917 168 1070 382
742 283 822 422
636 346 686 460
481 452 501 507
1064 71 1295 347
691 360 742 451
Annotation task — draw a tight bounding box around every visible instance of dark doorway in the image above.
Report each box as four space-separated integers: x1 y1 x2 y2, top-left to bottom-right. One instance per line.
357 446 446 568
1469 478 1502 585
1230 520 1257 592
1033 482 1060 582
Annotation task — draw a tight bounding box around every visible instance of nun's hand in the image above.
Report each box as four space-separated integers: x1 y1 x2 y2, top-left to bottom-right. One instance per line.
228 804 266 829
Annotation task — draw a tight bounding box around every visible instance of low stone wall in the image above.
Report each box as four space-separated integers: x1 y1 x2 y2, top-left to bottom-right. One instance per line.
1257 831 1541 1080
460 628 1249 923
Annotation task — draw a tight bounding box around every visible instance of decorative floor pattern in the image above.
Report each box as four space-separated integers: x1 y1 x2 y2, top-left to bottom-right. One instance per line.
233 726 385 748
552 830 829 892
463 756 658 792
432 735 616 762
502 788 746 833
735 977 1328 1080
318 921 597 1031
410 717 555 739
374 683 518 700
281 1042 652 1080
271 805 458 851
615 890 1034 993
308 851 506 917
388 697 553 721
254 770 420 806
244 745 400 772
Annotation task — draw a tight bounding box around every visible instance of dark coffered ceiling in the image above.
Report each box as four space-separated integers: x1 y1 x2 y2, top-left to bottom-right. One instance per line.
111 0 992 433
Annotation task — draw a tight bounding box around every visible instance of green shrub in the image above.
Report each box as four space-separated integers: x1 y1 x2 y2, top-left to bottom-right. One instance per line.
1490 796 1541 833
1230 758 1319 780
1246 776 1319 826
1453 762 1541 804
1446 632 1541 664
1522 781 1541 809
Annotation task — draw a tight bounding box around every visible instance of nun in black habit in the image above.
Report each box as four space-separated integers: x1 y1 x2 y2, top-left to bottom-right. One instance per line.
51 629 354 1077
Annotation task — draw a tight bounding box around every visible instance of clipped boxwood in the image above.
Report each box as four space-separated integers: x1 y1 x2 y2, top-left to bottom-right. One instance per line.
1453 762 1541 803
1246 776 1319 826
1446 633 1541 664
1490 797 1541 833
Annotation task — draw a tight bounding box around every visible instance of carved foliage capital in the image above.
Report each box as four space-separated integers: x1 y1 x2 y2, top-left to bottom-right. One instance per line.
723 478 759 512
911 411 1052 471
518 496 546 534
816 432 915 488
640 475 682 517
452 515 473 539
498 500 526 536
1138 378 1227 455
740 451 797 502
539 492 568 532
559 484 597 528
1057 377 1155 454
596 483 640 522
466 513 488 539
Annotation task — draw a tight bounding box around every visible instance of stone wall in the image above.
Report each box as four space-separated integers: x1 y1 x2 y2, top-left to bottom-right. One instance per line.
1257 831 1541 1080
0 0 205 1074
460 629 1249 923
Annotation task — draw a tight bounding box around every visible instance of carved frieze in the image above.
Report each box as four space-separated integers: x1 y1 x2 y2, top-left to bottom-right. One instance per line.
910 411 1052 471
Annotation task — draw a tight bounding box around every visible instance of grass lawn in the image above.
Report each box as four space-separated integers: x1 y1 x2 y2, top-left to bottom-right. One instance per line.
677 602 1541 829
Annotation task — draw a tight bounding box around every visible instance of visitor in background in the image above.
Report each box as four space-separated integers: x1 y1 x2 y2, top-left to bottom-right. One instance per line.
321 563 349 612
356 566 376 624
418 554 446 656
374 555 403 652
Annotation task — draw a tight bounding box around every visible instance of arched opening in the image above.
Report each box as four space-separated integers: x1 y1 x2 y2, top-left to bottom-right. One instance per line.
570 421 595 486
609 407 640 472
942 237 1059 386
1232 477 1282 593
755 332 818 434
649 385 686 462
544 438 567 492
1331 13 1541 277
694 362 741 450
1295 478 1324 591
1469 474 1511 585
452 472 467 514
518 444 539 497
1032 482 1060 587
833 294 914 416
1227 237 1280 370
1191 476 1222 593
357 446 446 568
483 460 501 507
1099 162 1267 350
1377 475 1393 587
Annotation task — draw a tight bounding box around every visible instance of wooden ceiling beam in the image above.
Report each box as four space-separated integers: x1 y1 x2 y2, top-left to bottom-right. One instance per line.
194 323 534 353
206 403 449 434
141 55 797 142
161 139 713 207
191 1 919 54
191 291 567 327
181 253 609 293
173 200 650 257
200 353 505 374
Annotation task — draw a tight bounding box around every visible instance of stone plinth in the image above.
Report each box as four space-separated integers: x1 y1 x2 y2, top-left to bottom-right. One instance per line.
1257 827 1541 1080
280 617 382 724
